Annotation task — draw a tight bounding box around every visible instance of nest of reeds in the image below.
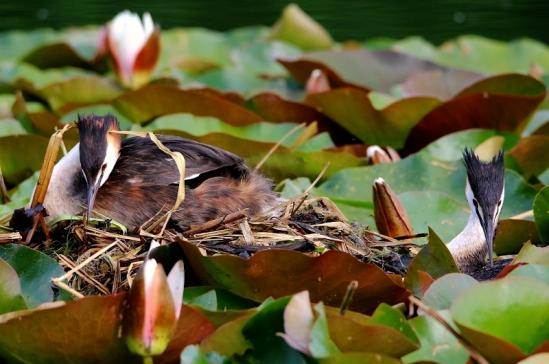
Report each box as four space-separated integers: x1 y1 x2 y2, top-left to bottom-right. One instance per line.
1 122 417 297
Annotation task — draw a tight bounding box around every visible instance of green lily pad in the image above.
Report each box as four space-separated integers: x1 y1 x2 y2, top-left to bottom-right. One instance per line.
271 4 333 51
0 257 27 314
405 228 459 296
512 242 549 265
403 311 469 364
184 286 257 311
0 134 48 186
0 244 64 307
320 352 401 364
533 186 549 242
60 104 133 129
422 273 478 310
507 264 549 285
366 303 418 344
0 118 26 136
451 276 549 362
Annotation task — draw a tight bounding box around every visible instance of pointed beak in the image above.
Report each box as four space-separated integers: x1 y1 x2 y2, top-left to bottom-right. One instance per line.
481 216 495 266
86 181 100 221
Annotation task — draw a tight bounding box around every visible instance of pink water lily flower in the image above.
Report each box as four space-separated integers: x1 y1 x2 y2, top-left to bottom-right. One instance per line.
107 10 160 89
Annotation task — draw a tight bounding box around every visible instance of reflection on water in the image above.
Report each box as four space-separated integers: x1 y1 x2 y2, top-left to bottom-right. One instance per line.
1 0 548 43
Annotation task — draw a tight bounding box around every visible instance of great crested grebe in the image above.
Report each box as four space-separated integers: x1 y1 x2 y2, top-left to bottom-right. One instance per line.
41 114 278 231
447 149 505 273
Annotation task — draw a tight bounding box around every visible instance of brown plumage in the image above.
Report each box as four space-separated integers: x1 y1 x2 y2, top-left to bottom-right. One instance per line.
44 114 278 231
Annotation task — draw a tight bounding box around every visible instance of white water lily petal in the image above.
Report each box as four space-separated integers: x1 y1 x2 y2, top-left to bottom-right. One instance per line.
166 260 185 320
280 290 314 355
108 10 154 83
143 257 158 293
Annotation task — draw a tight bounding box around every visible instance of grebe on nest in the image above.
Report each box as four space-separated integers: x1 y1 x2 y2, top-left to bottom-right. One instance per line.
42 114 278 231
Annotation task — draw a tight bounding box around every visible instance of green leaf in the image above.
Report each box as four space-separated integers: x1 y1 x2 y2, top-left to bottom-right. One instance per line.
60 104 133 129
320 352 401 364
422 273 478 310
533 186 549 242
0 244 64 307
366 303 418 344
184 286 257 311
451 276 549 360
507 264 549 285
0 119 26 136
242 296 306 364
512 242 549 265
309 303 339 358
180 345 226 364
271 4 333 51
0 257 28 314
403 312 469 364
405 228 459 296
0 134 48 185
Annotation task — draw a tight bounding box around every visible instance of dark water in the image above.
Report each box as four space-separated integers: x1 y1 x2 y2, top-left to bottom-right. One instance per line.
1 0 549 44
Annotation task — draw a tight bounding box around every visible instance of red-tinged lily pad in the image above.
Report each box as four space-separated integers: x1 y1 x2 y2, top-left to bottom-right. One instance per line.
400 69 484 100
451 276 549 363
0 295 214 364
20 28 103 69
494 219 541 256
280 49 447 93
0 134 48 186
405 228 459 296
114 85 262 125
306 87 439 147
405 74 546 152
179 240 409 314
508 135 549 179
246 92 356 144
325 310 419 358
506 264 549 285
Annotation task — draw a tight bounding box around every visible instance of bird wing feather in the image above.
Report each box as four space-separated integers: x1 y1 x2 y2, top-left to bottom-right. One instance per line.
108 136 245 187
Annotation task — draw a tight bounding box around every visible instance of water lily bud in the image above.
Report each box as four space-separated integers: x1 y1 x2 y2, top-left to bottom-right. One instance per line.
107 10 160 89
373 178 414 238
122 241 184 357
305 69 330 95
366 145 400 165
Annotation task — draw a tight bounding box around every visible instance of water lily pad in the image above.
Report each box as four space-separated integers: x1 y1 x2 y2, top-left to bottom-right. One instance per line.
507 264 549 285
179 240 409 314
422 273 478 310
509 135 549 179
403 312 469 364
0 258 27 314
0 244 64 307
451 276 549 362
405 74 546 152
494 219 541 255
0 134 48 185
0 295 215 364
405 228 459 296
114 85 262 125
533 186 549 242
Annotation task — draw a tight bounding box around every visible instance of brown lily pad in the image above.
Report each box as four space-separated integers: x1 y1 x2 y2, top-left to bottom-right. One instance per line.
0 294 214 364
179 240 409 314
114 84 262 125
405 74 546 152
